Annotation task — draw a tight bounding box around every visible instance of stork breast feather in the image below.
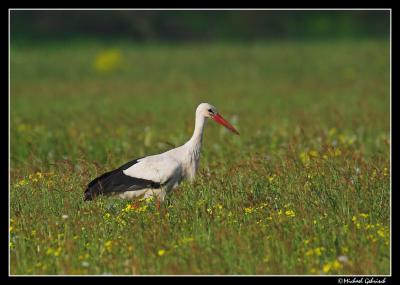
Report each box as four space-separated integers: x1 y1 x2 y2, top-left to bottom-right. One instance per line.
122 157 181 184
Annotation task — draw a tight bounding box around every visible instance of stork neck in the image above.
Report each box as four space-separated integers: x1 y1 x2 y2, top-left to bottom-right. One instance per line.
183 114 206 180
189 114 206 146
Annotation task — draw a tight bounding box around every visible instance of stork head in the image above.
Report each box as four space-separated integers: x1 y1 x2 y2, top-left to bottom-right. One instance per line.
196 103 239 135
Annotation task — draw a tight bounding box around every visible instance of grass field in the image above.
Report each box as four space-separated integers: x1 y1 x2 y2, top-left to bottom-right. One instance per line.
10 39 390 275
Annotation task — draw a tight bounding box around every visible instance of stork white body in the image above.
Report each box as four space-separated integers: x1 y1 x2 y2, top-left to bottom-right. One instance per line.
84 103 239 202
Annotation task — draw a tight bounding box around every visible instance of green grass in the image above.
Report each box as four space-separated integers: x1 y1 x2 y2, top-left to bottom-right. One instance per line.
10 39 390 275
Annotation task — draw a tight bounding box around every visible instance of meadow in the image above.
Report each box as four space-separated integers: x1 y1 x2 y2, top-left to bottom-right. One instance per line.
10 39 390 275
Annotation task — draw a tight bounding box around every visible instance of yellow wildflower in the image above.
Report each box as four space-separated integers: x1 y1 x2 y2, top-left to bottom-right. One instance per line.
123 204 133 212
104 240 113 252
323 260 342 273
244 207 254 214
268 174 276 182
305 249 314 256
334 148 342 156
54 247 62 257
299 151 310 166
306 247 325 256
328 128 337 137
79 254 90 263
93 49 122 72
359 213 369 219
322 263 331 273
158 249 166 256
377 228 386 238
332 260 342 270
15 179 28 188
314 247 324 256
46 248 54 255
383 167 389 176
136 205 147 213
285 210 296 217
259 203 268 209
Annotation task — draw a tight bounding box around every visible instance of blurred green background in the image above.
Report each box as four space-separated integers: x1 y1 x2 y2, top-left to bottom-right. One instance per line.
11 10 389 43
10 10 390 275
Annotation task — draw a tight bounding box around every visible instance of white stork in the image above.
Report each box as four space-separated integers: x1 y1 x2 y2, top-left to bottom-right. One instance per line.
84 103 239 202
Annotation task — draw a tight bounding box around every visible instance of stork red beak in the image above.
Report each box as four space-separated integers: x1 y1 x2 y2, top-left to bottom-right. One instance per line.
211 113 240 135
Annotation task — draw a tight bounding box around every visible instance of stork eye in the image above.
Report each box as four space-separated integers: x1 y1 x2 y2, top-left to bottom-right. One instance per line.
208 109 213 113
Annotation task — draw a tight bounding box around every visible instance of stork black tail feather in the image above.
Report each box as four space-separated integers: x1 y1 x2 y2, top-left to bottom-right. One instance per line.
84 159 142 201
84 157 155 202
84 187 96 201
84 185 100 201
84 169 116 201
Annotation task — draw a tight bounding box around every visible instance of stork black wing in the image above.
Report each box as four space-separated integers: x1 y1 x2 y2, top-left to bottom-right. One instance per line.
84 158 161 201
